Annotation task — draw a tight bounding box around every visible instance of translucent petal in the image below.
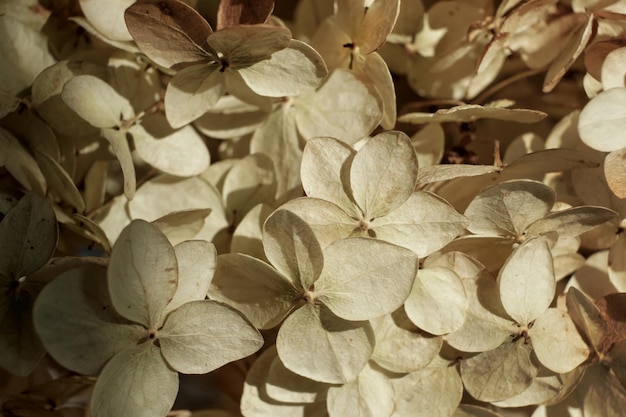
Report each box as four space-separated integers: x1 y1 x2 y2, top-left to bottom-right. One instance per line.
526 206 617 238
217 0 274 29
0 17 56 96
0 192 57 279
310 16 352 70
263 209 324 291
194 95 268 139
405 266 467 335
61 75 134 129
128 175 228 244
543 12 593 93
131 119 210 177
415 164 502 187
530 308 590 373
604 148 626 198
301 136 358 217
493 368 563 408
372 191 468 257
250 106 301 198
241 346 327 417
266 354 326 404
578 87 626 152
277 197 357 250
327 362 394 417
357 0 400 54
152 208 212 246
165 240 216 314
33 264 144 375
207 25 291 69
295 69 383 145
276 304 374 383
124 0 213 67
222 153 276 223
371 310 442 373
89 343 179 417
160 300 262 374
35 150 85 213
165 64 226 128
580 364 626 417
349 130 418 218
108 220 178 328
80 0 134 42
460 339 539 402
209 253 299 329
0 127 46 194
362 52 396 129
316 237 418 321
609 232 626 291
231 203 273 262
498 237 555 324
566 287 608 353
101 128 136 201
411 123 445 168
439 235 515 275
392 356 464 417
398 104 547 125
601 46 626 89
465 180 555 238
446 275 516 353
238 40 327 97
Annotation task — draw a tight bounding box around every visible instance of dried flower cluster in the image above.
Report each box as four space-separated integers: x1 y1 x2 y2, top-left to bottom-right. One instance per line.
1 1 626 417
